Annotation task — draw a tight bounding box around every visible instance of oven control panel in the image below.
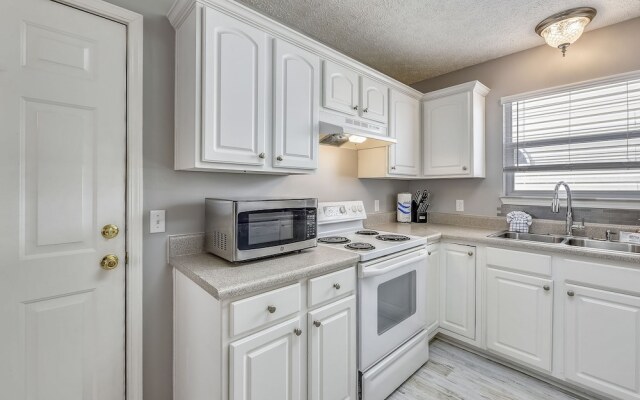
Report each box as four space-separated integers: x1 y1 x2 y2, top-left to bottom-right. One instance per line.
317 201 366 224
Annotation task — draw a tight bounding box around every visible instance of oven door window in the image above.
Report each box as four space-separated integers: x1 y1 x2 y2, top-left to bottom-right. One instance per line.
237 208 314 250
377 270 417 335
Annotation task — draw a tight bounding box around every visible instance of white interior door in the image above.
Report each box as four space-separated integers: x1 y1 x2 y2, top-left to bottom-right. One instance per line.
0 0 127 399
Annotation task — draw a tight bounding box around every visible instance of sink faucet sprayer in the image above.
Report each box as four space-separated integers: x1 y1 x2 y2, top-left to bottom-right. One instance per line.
551 181 576 236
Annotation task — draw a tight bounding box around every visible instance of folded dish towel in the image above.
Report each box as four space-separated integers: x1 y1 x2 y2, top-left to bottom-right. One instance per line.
506 211 532 233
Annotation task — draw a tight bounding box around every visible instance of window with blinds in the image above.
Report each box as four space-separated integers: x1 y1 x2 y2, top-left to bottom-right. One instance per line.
503 75 640 195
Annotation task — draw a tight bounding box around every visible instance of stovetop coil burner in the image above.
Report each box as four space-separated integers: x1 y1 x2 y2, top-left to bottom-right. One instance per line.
318 236 351 244
376 234 410 241
345 242 376 251
356 230 379 236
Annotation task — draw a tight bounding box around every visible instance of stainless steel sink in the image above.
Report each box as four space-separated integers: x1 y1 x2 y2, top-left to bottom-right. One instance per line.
489 231 568 244
564 238 640 254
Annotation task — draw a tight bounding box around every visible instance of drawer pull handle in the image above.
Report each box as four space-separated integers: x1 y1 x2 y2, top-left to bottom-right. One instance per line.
313 320 322 328
468 251 474 256
333 283 341 290
267 305 276 313
567 290 575 297
543 285 550 291
294 328 302 336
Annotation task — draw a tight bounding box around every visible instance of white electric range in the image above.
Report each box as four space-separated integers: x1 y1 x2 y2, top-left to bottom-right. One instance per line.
317 201 430 400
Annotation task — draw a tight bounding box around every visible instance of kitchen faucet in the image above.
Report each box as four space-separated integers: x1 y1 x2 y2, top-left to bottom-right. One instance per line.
551 181 575 236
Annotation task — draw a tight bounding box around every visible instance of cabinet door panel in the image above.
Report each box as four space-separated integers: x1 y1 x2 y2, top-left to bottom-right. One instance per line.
422 92 471 176
426 244 440 335
203 8 267 165
389 90 420 176
308 296 357 400
322 61 358 115
486 268 553 371
230 317 302 400
440 243 476 339
565 284 640 400
361 76 388 124
273 39 319 170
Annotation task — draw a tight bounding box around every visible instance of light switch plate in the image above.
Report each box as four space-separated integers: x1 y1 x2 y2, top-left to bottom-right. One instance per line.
150 210 165 233
456 200 464 212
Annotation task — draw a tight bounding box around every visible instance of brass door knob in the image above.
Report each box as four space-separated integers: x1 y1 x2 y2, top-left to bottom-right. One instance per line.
101 224 119 239
100 254 119 270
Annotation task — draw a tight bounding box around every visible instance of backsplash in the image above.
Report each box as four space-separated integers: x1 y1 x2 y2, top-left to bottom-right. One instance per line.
500 204 640 226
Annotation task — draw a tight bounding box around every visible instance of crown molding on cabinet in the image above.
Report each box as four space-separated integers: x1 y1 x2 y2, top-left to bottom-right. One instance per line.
167 0 423 99
421 80 490 101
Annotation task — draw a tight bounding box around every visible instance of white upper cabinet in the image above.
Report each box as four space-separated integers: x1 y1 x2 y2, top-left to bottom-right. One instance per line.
422 81 489 178
322 61 359 116
273 39 320 170
202 7 268 166
360 76 389 123
388 89 420 176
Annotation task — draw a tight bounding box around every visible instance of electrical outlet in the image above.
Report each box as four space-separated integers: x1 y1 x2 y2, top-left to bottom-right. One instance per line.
456 200 464 212
150 210 165 233
374 200 380 212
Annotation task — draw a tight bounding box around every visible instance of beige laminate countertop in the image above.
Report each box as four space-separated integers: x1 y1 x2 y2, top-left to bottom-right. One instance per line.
369 222 640 265
170 245 359 300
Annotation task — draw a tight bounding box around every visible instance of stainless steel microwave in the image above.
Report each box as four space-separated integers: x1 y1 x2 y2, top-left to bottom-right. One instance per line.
205 197 317 262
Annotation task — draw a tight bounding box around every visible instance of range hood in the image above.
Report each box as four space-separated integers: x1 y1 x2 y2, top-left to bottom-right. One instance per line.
319 110 396 150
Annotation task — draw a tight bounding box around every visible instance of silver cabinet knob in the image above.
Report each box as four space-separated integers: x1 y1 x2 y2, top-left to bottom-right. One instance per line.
567 290 575 297
293 328 302 336
543 285 550 291
462 166 468 171
313 320 322 327
267 305 276 313
468 251 474 256
391 166 396 170
363 108 368 113
428 251 432 256
258 152 266 159
276 155 283 161
353 105 358 111
333 283 341 290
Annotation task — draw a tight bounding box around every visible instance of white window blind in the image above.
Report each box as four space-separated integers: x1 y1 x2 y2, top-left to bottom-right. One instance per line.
503 75 640 194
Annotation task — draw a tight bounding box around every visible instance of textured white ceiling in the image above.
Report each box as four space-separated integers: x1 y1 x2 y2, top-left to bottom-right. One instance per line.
231 0 640 84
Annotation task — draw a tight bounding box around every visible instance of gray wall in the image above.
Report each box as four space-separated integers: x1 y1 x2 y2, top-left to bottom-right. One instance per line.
102 2 408 399
410 17 640 216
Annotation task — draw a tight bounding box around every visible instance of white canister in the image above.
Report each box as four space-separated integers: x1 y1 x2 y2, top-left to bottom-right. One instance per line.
397 193 412 223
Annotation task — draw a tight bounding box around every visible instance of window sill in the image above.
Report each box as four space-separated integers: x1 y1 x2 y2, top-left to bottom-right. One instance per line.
501 196 640 210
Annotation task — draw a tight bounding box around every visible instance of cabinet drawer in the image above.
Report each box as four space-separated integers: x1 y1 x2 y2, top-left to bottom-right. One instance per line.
308 267 356 308
486 247 551 276
230 283 301 337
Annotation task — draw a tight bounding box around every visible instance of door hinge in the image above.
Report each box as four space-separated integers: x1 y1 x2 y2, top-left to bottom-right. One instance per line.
125 252 129 265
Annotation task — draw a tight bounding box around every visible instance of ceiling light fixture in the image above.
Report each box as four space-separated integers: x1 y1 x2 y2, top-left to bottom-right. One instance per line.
535 7 596 57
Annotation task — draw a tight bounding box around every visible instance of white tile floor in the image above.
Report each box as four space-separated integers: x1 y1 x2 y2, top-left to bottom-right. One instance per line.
388 339 583 400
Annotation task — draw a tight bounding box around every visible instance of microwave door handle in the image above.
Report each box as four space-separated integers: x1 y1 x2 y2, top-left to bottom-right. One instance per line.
361 251 427 278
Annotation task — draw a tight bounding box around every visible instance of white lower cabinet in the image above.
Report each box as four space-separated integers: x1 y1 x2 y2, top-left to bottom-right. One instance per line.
439 243 476 339
230 317 302 400
425 244 440 335
308 295 357 400
486 268 553 371
564 283 640 400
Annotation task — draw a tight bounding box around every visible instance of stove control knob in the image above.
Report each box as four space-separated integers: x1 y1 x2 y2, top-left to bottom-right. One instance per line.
358 205 363 212
351 205 357 212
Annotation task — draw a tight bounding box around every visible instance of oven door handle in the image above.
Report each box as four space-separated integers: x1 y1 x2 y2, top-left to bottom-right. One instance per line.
361 251 427 278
